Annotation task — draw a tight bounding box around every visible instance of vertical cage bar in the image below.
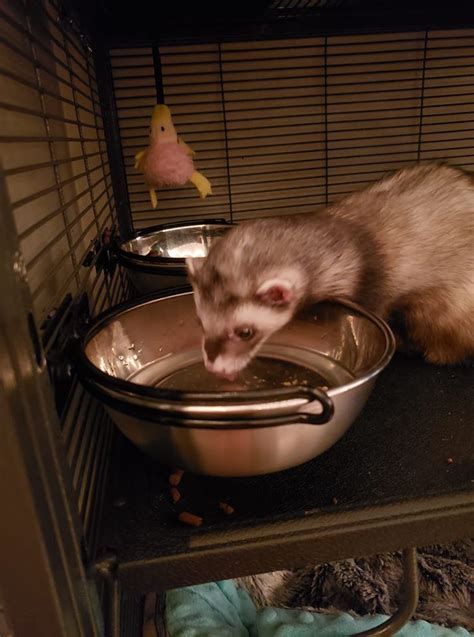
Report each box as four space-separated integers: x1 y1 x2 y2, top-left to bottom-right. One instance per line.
152 45 165 103
93 45 133 239
86 50 129 301
323 34 329 205
218 43 234 221
417 30 429 163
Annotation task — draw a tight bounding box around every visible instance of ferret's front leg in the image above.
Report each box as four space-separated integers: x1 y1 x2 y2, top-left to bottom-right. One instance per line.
404 289 474 365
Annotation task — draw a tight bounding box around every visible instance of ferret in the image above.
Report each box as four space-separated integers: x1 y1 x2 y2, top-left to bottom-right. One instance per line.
186 162 474 379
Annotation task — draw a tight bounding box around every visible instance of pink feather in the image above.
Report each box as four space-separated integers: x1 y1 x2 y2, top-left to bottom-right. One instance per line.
141 143 194 187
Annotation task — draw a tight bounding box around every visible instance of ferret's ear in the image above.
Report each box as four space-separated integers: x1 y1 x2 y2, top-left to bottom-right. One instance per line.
186 256 205 280
256 279 294 306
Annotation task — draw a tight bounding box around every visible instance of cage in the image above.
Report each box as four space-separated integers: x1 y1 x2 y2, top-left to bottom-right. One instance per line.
0 1 473 636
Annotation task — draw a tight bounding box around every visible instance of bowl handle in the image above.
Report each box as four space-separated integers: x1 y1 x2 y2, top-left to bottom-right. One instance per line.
296 387 334 425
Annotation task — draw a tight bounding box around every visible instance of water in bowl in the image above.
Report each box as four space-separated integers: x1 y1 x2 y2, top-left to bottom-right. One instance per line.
127 345 354 392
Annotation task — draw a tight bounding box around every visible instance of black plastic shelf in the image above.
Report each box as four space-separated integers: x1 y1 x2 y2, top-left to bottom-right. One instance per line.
100 354 474 593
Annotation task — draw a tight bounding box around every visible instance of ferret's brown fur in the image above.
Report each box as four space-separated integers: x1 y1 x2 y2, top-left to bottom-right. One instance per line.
187 163 474 377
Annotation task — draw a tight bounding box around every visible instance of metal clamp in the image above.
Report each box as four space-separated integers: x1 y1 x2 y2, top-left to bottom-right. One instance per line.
41 292 90 417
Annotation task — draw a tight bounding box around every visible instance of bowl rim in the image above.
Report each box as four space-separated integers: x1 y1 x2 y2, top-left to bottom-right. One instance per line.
72 287 396 422
115 218 234 270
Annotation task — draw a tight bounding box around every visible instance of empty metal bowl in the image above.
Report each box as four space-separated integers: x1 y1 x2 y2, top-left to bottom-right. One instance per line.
115 219 233 294
75 289 395 477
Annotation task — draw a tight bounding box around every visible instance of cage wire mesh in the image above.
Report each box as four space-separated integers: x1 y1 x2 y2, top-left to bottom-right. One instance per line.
110 29 474 227
0 2 145 634
0 0 129 559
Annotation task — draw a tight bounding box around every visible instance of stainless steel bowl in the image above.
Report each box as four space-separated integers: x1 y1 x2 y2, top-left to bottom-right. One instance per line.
75 289 395 477
115 219 233 295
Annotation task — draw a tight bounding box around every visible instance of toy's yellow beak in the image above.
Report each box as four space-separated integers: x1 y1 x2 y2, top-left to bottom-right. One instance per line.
149 104 177 141
151 104 172 126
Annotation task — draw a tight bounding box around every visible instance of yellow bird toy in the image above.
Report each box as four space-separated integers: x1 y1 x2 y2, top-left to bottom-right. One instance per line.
134 104 212 209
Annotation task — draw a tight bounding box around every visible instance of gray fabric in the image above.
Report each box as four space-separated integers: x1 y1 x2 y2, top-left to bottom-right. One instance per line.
237 541 474 631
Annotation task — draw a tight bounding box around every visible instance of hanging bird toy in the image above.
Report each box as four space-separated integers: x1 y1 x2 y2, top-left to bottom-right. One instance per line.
134 104 212 209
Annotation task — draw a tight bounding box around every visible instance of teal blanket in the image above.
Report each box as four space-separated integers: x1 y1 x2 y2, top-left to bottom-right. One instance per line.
166 580 473 637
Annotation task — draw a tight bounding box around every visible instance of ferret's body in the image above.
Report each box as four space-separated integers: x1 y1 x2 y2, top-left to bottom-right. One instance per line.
187 163 474 378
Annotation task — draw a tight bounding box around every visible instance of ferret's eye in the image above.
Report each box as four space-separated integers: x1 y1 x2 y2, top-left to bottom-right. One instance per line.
161 126 165 132
235 327 253 341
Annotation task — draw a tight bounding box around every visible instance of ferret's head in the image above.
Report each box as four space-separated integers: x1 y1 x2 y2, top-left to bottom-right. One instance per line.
186 225 306 379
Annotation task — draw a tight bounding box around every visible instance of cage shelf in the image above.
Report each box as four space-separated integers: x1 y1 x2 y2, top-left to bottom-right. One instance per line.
98 354 474 593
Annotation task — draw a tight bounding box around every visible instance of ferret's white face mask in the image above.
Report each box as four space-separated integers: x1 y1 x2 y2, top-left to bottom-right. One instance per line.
198 301 295 380
186 258 297 379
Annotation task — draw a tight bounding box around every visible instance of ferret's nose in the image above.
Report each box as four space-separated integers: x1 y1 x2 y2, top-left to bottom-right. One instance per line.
204 338 223 363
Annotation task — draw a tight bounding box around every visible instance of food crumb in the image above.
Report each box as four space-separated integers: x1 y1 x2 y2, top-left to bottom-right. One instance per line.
331 497 339 505
219 501 235 515
446 457 454 464
178 511 203 527
169 469 184 486
170 487 181 503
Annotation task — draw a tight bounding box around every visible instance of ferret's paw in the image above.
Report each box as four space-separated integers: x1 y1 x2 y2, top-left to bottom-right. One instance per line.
423 346 471 366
